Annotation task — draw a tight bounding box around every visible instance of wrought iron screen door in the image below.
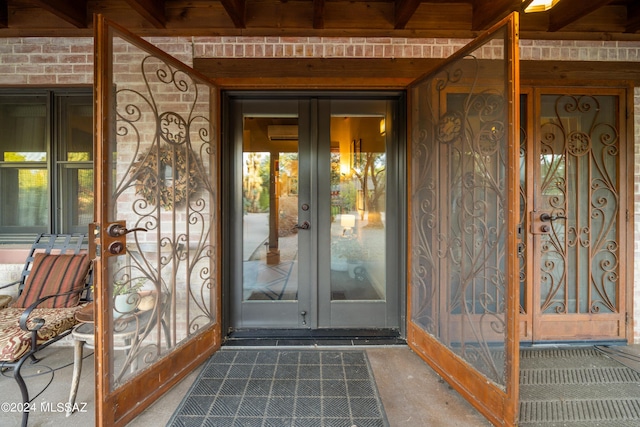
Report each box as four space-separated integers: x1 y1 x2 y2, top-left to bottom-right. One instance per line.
525 88 630 342
93 16 221 426
407 13 520 426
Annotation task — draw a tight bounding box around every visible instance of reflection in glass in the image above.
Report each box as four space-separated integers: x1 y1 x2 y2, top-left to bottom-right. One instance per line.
61 96 94 232
0 96 48 229
330 116 386 301
242 118 299 301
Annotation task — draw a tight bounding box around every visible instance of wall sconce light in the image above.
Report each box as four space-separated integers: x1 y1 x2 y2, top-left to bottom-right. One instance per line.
341 214 356 235
379 118 386 136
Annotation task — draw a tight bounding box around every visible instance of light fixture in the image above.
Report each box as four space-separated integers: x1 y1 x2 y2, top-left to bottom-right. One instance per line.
524 0 561 13
379 118 386 136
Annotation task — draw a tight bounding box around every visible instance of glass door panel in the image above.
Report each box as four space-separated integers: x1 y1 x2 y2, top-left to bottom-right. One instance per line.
232 99 309 328
242 119 300 302
230 96 401 331
329 116 386 302
318 98 400 328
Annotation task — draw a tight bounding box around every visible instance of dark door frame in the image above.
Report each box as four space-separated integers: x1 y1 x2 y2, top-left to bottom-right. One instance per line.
220 90 407 338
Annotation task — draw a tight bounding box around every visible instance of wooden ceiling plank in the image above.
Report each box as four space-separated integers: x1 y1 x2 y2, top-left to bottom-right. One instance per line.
626 2 640 33
0 0 638 40
313 0 325 29
0 0 7 29
220 0 246 29
548 0 614 32
394 0 421 29
471 0 520 30
124 0 166 29
31 0 88 28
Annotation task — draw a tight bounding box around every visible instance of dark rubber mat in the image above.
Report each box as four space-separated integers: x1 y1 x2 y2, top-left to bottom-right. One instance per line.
167 349 389 426
519 347 640 426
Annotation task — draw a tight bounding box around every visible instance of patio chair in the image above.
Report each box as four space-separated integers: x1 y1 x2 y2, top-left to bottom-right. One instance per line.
0 233 92 427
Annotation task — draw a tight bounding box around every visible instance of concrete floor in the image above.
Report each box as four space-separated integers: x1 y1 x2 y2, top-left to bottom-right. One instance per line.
0 345 490 427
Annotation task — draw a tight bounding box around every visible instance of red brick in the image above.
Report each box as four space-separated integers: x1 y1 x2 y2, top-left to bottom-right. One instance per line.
28 74 57 84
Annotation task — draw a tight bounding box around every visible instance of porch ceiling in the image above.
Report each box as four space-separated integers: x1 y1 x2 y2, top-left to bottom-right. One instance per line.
0 0 639 40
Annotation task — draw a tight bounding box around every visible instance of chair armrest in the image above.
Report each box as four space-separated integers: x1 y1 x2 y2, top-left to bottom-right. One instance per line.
18 286 89 333
0 280 20 291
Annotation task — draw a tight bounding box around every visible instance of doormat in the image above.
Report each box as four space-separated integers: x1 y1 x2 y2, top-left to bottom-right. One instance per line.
519 346 640 426
167 349 389 427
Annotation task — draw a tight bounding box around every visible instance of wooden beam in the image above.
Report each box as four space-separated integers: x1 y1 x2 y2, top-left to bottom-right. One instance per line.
313 0 325 29
548 0 613 32
471 0 520 30
31 0 88 28
194 57 443 79
394 0 421 30
626 2 640 33
521 59 640 85
193 57 640 88
0 0 7 29
220 0 246 29
124 0 166 29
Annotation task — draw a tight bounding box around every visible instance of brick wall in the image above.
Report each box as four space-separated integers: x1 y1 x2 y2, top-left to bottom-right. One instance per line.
1 35 639 340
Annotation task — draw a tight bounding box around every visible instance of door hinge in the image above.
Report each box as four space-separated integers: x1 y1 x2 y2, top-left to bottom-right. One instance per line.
626 209 630 222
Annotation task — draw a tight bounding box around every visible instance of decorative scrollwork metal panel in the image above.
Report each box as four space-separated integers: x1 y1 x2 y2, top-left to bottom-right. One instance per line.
519 96 528 317
108 37 217 388
410 35 510 387
538 94 619 315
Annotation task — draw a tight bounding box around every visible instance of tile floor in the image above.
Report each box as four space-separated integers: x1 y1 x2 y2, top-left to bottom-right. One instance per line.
0 345 491 426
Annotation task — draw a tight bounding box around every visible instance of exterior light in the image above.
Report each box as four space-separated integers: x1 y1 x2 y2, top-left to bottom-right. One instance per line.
524 0 561 13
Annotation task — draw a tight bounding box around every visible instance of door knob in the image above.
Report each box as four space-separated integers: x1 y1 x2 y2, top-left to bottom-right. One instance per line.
294 221 310 230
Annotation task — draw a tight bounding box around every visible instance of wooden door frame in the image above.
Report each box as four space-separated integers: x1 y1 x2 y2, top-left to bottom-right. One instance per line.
93 15 222 426
518 83 634 344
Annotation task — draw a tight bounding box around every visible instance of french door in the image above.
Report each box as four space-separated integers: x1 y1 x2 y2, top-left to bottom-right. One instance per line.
228 95 402 330
93 16 221 426
520 88 630 342
407 14 520 426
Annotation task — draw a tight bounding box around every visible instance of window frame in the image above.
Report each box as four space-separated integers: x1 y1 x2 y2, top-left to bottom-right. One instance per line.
0 88 93 244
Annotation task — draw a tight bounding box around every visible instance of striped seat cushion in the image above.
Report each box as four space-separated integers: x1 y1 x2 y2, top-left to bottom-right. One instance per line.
12 253 90 309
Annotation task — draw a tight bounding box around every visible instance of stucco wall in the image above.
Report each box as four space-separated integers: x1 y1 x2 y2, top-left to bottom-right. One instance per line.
0 35 639 340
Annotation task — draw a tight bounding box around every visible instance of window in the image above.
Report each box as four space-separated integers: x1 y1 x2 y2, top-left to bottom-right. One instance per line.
0 90 93 242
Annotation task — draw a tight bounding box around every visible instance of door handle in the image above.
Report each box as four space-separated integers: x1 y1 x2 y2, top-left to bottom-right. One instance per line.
540 213 567 222
107 223 148 237
294 221 310 230
103 221 149 257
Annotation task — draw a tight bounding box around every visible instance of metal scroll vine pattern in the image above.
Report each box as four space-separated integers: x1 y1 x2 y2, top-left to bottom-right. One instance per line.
538 95 619 315
109 47 216 387
411 53 508 386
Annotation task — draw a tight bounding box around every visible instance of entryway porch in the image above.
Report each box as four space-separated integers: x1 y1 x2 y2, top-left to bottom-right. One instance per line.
2 342 640 426
0 345 491 427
